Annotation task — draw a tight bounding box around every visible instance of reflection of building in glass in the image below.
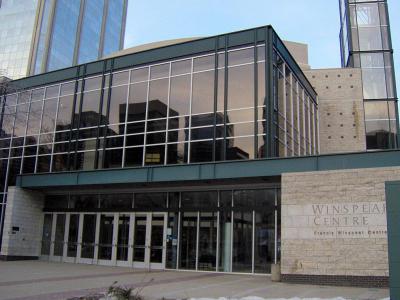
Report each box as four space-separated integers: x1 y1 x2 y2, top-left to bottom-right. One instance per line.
0 0 127 79
339 0 398 149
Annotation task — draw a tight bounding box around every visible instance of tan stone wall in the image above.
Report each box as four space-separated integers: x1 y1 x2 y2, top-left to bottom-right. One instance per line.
1 187 44 257
304 68 366 154
281 166 400 277
283 41 310 70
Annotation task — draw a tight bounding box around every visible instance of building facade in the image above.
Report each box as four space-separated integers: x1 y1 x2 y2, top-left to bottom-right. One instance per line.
0 2 399 289
0 0 128 80
0 27 318 274
339 0 398 150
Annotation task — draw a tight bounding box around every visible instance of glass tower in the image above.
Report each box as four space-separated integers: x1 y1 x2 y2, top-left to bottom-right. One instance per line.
32 0 127 74
339 0 399 150
0 0 39 79
0 0 127 80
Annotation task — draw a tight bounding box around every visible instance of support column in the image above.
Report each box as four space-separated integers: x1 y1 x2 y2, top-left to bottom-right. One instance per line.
0 187 44 260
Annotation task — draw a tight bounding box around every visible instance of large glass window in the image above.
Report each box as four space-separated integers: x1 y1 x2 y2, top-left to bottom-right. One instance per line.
232 211 253 272
192 71 214 114
41 99 57 134
108 85 128 126
227 64 254 110
80 77 102 128
181 191 218 210
355 3 385 51
356 3 380 26
169 75 191 117
197 212 217 271
128 81 148 123
56 94 74 131
0 43 318 181
148 77 169 120
179 212 197 270
26 101 43 138
360 53 387 99
364 101 397 149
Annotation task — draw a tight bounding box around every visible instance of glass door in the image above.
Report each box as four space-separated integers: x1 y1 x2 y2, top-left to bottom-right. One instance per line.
116 214 131 266
50 214 66 262
79 214 97 264
132 214 147 268
98 214 115 265
65 214 80 263
132 213 167 269
149 214 167 269
40 214 53 259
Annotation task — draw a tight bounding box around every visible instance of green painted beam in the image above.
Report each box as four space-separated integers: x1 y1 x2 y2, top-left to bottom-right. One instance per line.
17 150 400 188
385 181 400 300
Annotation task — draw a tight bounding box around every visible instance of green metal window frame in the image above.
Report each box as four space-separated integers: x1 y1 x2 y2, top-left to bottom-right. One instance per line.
4 25 317 160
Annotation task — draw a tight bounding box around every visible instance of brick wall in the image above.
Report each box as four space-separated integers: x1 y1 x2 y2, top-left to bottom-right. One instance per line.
0 187 44 258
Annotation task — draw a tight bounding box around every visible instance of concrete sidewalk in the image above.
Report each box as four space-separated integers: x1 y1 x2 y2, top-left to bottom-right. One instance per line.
0 261 389 300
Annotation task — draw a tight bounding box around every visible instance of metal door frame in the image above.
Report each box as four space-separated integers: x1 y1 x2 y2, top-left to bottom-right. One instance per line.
132 212 167 270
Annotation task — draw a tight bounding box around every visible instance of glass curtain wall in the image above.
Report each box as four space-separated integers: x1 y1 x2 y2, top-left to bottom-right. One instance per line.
47 0 81 72
32 0 127 75
0 0 38 79
102 0 125 56
1 44 318 180
77 0 105 65
43 188 280 274
273 51 318 156
340 0 398 149
0 36 316 247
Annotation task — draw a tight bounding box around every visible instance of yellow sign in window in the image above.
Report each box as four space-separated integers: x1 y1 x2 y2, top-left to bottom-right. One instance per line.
145 153 161 163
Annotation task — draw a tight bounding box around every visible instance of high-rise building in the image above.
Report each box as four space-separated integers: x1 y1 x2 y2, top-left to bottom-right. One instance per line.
0 0 128 80
339 0 398 150
0 0 39 80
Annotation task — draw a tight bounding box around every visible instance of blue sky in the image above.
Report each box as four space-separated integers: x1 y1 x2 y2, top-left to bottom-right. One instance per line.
124 0 399 93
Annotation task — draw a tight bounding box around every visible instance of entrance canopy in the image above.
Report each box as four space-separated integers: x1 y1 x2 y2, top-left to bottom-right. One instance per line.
17 150 400 189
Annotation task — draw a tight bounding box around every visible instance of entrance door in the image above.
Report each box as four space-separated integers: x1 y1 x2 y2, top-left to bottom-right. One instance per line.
64 214 80 263
97 214 116 266
132 213 167 269
78 214 97 264
116 214 131 267
50 213 66 262
40 214 53 260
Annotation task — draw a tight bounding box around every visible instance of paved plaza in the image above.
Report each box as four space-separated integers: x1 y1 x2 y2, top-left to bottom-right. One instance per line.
0 261 389 300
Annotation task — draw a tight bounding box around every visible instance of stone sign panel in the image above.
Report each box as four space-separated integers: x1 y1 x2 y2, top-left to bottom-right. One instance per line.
283 201 387 239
